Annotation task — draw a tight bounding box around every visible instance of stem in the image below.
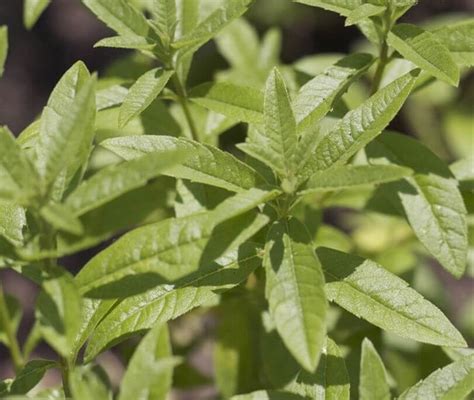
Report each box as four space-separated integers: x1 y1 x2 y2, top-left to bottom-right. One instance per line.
0 284 24 373
172 74 199 141
60 358 72 398
371 7 393 94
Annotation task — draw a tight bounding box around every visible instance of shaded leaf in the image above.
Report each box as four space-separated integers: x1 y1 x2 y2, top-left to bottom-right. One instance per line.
359 338 390 400
40 203 84 236
24 0 51 29
0 26 7 77
345 4 385 26
9 360 57 395
432 19 474 67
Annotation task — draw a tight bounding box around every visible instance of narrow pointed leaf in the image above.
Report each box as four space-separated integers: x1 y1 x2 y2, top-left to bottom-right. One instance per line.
94 35 156 50
9 360 57 395
66 149 188 216
367 133 468 277
118 324 178 400
152 0 177 43
399 354 474 400
69 365 112 400
300 164 412 194
102 135 264 192
294 0 361 16
190 82 264 125
345 4 385 26
318 247 467 347
388 23 460 86
23 0 51 29
0 26 7 77
232 392 305 400
432 19 474 67
40 203 84 235
119 68 174 127
303 69 419 177
359 338 390 400
264 218 327 371
294 53 374 130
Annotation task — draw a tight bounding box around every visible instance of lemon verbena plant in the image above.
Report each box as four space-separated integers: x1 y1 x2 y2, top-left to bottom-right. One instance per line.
0 0 473 399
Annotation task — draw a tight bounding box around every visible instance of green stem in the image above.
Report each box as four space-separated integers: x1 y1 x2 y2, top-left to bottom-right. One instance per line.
60 358 72 398
0 284 24 373
371 7 393 94
172 74 199 141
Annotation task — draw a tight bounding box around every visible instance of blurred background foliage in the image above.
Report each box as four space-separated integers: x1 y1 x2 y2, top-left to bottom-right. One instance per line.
0 0 473 398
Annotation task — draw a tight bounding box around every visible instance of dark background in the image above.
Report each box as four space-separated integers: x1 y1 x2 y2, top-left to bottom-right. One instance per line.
0 0 473 396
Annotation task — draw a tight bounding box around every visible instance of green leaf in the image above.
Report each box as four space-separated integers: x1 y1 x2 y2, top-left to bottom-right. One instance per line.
69 364 111 400
398 354 474 400
345 4 385 26
294 0 361 16
0 294 22 346
388 23 460 86
317 247 467 347
431 19 474 67
0 202 26 247
118 324 178 400
232 391 305 400
287 338 350 400
65 149 188 216
300 164 412 194
119 68 174 127
9 360 57 395
302 69 419 178
81 0 149 37
96 84 128 111
173 0 253 53
102 135 264 192
94 35 156 50
359 338 390 400
293 53 374 130
0 126 40 202
264 218 327 371
367 133 468 278
84 242 262 361
189 82 264 125
35 62 96 190
152 0 177 44
36 268 83 359
0 26 7 77
23 0 51 29
40 203 84 236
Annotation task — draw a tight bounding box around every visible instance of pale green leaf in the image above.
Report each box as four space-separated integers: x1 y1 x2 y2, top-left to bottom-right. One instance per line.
388 23 460 86
96 84 128 111
318 247 467 347
81 0 149 37
232 391 305 400
118 324 178 400
302 69 419 178
299 165 412 195
345 4 385 26
0 26 7 77
69 365 111 400
294 0 361 16
399 354 474 400
431 19 474 67
189 81 264 125
152 0 177 44
367 133 468 278
287 338 350 400
84 242 261 361
359 338 390 400
66 149 187 216
0 294 22 346
36 268 83 359
293 53 374 130
9 360 57 395
119 68 174 127
40 203 84 236
443 347 474 362
35 62 96 190
0 202 26 247
101 135 264 192
94 35 156 50
23 0 51 29
264 218 327 371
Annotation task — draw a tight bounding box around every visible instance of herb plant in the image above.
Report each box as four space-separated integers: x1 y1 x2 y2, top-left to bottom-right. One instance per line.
1 0 473 399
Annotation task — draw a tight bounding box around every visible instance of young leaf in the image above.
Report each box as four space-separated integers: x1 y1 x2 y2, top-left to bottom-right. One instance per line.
299 164 412 195
287 338 350 400
69 364 112 400
398 354 474 400
36 268 83 359
81 0 149 37
40 203 84 236
387 23 460 86
84 242 262 361
431 19 474 67
35 62 96 190
264 218 327 371
23 0 51 29
172 0 253 53
65 149 188 216
232 391 305 400
359 338 390 400
8 360 57 395
293 53 374 130
294 0 360 16
119 68 174 127
345 4 385 26
0 293 22 346
317 247 467 347
101 135 264 192
302 69 419 178
189 82 264 125
94 35 156 50
118 324 178 400
0 26 7 77
152 0 178 44
367 133 468 278
0 202 26 248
